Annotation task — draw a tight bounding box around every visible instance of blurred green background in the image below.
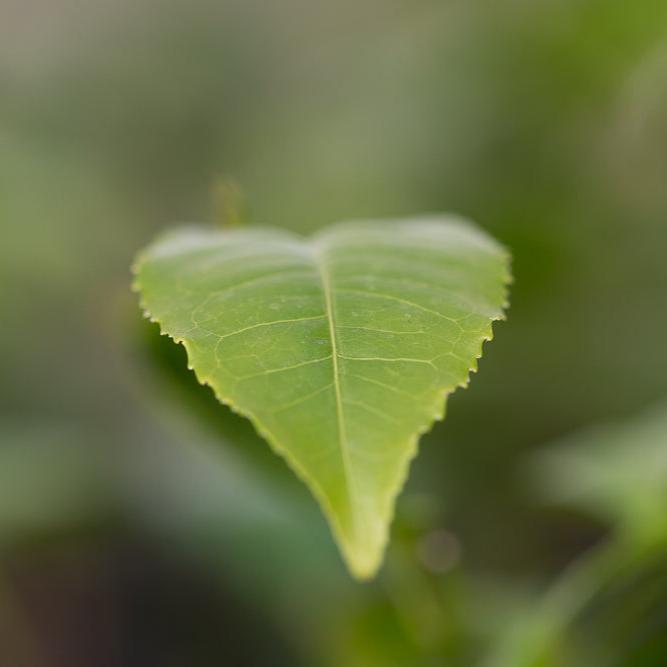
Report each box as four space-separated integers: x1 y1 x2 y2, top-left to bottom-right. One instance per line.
2 0 667 665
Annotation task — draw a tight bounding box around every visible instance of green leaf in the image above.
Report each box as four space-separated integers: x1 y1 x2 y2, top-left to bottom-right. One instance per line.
133 216 510 578
532 401 667 542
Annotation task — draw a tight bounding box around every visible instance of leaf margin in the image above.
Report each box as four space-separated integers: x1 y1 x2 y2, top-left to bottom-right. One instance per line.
132 216 512 579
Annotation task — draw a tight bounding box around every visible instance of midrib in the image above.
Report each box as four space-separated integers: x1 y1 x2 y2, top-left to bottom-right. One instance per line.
314 246 358 539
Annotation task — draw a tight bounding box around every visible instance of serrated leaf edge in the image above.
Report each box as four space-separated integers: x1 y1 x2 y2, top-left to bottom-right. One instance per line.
131 232 512 580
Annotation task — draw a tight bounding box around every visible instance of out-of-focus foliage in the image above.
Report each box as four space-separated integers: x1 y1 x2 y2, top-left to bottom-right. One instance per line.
487 403 667 667
0 422 115 540
2 0 667 664
535 402 667 544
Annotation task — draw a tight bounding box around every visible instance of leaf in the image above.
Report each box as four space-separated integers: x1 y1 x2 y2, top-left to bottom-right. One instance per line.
532 401 667 542
133 216 510 578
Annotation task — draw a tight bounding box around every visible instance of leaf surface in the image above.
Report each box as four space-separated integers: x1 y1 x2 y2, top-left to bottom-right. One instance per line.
134 216 510 578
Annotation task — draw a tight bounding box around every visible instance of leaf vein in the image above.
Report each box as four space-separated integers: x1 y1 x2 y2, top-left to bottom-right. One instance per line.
335 288 463 328
235 355 332 381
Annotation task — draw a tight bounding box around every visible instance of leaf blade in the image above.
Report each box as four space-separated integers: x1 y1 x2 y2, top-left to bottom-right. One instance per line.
134 216 510 578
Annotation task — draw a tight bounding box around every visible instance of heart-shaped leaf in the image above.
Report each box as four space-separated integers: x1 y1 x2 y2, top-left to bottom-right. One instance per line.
133 216 510 578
